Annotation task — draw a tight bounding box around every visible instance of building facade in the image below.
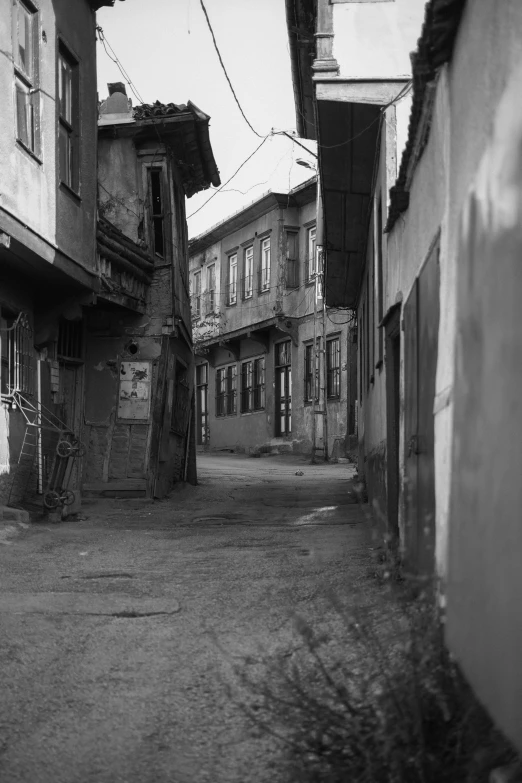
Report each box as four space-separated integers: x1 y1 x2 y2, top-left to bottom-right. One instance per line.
189 179 356 458
287 0 522 756
0 1 220 511
0 0 121 509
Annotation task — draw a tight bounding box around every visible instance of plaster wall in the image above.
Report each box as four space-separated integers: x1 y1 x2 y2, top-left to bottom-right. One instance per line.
0 0 98 272
442 0 522 755
332 0 425 79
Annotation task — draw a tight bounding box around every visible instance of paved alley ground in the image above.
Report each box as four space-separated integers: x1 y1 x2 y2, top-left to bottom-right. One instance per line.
0 454 385 783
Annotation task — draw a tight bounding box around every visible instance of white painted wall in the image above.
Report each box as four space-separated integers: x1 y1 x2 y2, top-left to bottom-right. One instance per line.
332 0 425 79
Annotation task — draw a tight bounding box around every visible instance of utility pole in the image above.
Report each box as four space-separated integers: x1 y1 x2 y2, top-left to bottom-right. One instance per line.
321 258 329 461
311 265 318 464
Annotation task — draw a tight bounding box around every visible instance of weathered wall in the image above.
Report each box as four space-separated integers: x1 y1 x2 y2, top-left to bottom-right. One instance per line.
442 0 522 756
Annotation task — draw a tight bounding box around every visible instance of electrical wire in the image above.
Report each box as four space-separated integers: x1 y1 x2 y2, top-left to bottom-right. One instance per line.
96 26 145 105
187 136 269 220
199 0 264 139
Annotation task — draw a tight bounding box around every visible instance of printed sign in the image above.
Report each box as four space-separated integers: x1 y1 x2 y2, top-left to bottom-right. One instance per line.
118 361 151 420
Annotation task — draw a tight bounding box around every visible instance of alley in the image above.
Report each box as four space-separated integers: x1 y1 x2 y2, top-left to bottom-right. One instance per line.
0 455 380 783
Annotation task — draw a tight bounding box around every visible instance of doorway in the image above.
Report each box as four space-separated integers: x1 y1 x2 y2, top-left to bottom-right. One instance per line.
196 363 208 446
275 341 292 436
403 240 440 577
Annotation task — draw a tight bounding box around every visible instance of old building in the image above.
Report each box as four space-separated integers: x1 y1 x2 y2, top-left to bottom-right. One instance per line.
0 0 123 509
81 86 220 498
287 0 522 756
189 178 356 458
1 0 220 510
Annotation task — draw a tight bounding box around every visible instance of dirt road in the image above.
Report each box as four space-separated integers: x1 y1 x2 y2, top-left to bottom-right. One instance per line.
0 454 378 783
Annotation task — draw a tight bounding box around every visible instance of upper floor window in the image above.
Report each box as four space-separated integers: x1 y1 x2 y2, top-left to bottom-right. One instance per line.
12 0 40 157
191 271 201 319
326 336 341 399
306 226 316 283
243 246 253 299
260 237 270 292
58 44 79 191
227 254 237 305
206 264 216 313
148 168 165 258
285 231 299 289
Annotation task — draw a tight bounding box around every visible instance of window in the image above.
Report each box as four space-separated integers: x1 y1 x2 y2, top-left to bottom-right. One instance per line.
148 168 165 257
206 264 216 313
216 364 237 416
57 318 83 361
196 363 208 445
191 271 201 318
12 0 40 157
306 226 316 283
241 357 265 413
243 246 253 299
0 309 34 397
304 341 319 403
227 254 237 305
285 231 299 288
316 245 324 300
58 44 79 191
326 337 341 399
275 342 291 436
260 237 270 291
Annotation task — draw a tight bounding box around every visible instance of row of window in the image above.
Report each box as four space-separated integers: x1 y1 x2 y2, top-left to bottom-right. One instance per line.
191 225 318 319
200 335 341 419
13 0 79 190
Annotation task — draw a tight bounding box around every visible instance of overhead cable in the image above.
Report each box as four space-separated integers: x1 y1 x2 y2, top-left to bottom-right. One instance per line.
199 0 264 138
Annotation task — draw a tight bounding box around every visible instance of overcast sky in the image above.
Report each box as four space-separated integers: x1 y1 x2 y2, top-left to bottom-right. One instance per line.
96 0 318 239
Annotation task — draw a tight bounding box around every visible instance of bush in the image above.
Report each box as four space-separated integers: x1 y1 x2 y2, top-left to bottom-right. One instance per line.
227 594 516 783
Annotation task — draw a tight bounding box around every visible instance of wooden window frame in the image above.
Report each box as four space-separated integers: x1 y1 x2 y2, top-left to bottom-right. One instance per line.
227 254 238 306
215 363 237 417
13 0 41 159
260 237 271 292
285 230 299 289
243 245 253 300
306 225 317 283
241 356 265 413
326 335 341 399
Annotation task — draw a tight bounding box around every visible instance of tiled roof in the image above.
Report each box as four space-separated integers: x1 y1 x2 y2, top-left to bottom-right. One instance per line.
133 101 190 121
385 0 467 232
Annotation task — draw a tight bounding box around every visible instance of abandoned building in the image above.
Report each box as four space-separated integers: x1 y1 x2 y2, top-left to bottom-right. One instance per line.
0 0 220 511
188 178 356 458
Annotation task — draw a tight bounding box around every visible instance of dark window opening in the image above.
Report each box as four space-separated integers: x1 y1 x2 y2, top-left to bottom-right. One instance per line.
241 357 265 413
304 341 319 403
326 337 341 399
58 43 79 191
216 364 237 417
149 169 165 258
57 318 83 361
285 231 299 288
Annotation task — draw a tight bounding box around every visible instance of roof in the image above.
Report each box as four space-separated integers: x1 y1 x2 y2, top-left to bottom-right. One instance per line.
385 0 467 231
98 97 221 197
97 217 154 285
285 0 317 140
88 0 125 9
189 177 317 256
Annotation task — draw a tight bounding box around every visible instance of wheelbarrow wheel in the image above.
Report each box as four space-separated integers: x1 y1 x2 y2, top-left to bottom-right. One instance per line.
56 440 73 458
43 490 61 510
60 490 76 507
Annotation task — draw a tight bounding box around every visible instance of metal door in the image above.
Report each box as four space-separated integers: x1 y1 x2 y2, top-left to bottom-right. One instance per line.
403 241 440 576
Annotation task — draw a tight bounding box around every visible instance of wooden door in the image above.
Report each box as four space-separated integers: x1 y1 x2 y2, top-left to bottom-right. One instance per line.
403 241 440 576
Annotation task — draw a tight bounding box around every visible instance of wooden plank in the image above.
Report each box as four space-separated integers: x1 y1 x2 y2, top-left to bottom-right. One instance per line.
83 480 147 491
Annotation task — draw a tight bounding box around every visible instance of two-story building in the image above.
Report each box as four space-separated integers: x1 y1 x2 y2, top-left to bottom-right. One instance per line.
0 0 122 508
189 178 356 459
0 1 220 512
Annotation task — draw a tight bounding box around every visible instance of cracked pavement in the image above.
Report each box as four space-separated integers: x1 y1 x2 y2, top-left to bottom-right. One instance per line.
0 453 381 783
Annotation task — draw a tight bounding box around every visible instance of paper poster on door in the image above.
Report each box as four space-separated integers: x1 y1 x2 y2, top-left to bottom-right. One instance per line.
118 361 151 419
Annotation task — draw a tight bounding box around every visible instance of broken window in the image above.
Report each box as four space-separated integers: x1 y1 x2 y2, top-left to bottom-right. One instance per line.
58 43 79 190
13 0 40 157
216 363 237 417
148 168 165 258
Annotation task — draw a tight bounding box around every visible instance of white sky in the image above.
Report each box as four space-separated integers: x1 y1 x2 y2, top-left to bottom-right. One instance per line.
96 0 318 239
